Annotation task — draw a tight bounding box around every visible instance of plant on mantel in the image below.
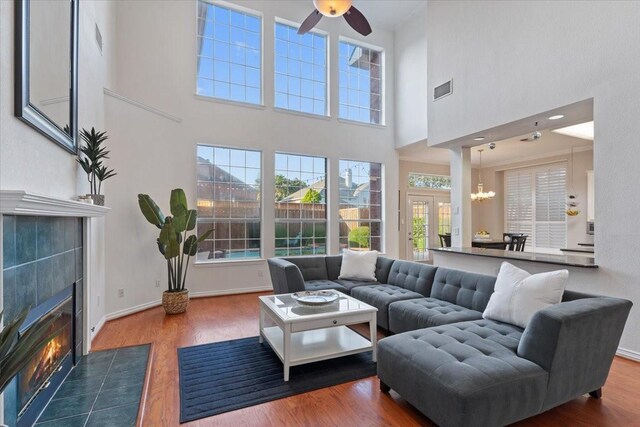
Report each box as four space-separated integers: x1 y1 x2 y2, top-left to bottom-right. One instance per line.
76 127 116 206
138 189 214 314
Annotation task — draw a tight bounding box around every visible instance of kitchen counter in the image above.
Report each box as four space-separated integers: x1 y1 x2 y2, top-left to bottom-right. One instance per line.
433 247 597 268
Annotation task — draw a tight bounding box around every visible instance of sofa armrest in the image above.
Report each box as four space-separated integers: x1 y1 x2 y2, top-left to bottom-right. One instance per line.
518 296 632 410
267 258 306 294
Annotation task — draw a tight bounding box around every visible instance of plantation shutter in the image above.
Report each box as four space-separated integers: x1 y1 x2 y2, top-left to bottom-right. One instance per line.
504 169 533 250
504 163 567 252
534 166 567 250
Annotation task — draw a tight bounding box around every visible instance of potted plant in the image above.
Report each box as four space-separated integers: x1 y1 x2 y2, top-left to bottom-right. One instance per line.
138 189 213 314
1 309 60 394
76 127 116 206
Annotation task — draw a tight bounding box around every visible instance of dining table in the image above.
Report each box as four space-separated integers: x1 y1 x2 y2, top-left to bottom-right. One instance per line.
471 239 508 250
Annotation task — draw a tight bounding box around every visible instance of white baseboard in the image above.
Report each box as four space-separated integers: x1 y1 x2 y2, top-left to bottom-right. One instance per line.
103 286 273 321
88 315 107 352
616 347 640 362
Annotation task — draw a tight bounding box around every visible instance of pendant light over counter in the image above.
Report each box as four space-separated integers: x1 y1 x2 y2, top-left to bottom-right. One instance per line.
471 149 495 202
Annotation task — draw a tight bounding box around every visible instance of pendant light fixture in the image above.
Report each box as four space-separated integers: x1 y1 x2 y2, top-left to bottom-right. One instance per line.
471 148 495 202
566 146 580 216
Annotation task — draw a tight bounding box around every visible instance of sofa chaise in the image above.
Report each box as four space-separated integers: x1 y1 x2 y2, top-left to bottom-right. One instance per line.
267 255 632 427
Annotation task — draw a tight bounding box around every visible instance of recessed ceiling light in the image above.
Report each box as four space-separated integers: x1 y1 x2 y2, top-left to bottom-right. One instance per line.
473 137 485 141
549 115 564 120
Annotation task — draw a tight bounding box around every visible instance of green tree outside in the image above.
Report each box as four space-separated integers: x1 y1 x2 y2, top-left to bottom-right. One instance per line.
301 188 322 203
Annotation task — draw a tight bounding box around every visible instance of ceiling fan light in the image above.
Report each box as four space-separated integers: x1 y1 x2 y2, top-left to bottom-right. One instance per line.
313 0 352 17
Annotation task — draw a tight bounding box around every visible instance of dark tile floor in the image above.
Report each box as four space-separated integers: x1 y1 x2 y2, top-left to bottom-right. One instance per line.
34 344 149 427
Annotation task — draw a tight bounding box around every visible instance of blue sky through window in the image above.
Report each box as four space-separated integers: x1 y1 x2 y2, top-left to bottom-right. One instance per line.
197 2 262 104
274 22 327 115
338 41 383 124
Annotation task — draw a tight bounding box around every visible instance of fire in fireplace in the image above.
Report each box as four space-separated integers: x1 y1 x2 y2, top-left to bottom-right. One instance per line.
17 296 73 418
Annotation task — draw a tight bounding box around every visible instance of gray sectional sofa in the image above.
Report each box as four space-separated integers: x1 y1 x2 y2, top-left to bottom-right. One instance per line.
267 255 632 427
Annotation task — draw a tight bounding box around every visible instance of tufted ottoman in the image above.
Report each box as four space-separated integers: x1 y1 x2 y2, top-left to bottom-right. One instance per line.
351 285 424 329
377 320 549 427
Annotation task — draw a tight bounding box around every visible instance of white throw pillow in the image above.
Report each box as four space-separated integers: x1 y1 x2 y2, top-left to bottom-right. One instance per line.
338 250 378 281
482 262 568 328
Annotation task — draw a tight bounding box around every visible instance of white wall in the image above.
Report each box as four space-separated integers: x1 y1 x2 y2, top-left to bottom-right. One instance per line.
427 1 640 355
103 0 399 316
394 3 428 148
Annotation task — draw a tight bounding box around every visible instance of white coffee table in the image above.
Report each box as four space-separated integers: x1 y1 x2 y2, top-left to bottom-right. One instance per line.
258 291 378 381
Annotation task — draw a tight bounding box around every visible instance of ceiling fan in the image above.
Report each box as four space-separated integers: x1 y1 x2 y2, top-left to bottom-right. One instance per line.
298 0 372 36
520 121 542 142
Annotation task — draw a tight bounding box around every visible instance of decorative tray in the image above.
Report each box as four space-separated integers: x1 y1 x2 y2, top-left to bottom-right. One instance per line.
292 290 339 306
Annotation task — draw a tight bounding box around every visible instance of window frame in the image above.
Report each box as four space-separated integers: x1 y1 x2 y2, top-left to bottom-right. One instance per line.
338 158 384 252
195 143 263 264
337 36 385 126
195 0 264 106
274 152 328 257
408 173 452 190
273 18 330 118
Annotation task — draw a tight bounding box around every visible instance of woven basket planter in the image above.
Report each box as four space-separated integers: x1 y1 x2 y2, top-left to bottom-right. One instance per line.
162 290 189 314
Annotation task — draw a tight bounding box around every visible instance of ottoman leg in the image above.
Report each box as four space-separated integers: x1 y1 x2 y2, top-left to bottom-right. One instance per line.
380 380 391 393
589 388 602 399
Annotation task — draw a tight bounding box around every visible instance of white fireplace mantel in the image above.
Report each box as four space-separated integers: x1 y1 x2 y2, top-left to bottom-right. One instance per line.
0 190 110 217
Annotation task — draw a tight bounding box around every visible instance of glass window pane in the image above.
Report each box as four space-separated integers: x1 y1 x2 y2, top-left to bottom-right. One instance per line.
273 22 327 116
197 1 261 105
338 41 383 124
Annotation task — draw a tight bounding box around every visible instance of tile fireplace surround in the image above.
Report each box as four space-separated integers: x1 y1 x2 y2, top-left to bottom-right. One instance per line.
0 190 109 426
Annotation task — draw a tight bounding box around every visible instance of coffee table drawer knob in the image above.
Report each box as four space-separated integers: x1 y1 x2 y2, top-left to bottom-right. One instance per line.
333 320 337 325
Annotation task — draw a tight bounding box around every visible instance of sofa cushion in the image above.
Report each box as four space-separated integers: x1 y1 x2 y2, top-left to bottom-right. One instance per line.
335 279 380 293
326 255 395 283
351 285 424 329
304 280 347 293
325 255 343 280
430 267 496 312
282 256 328 281
386 261 437 296
377 320 548 427
388 298 484 333
339 250 378 281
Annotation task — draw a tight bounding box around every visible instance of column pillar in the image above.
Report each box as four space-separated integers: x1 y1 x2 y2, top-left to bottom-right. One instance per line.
449 147 472 247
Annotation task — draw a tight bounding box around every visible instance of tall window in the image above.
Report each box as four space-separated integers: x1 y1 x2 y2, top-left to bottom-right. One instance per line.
338 40 383 124
275 153 327 256
196 145 261 261
196 1 262 104
504 164 567 252
274 22 327 115
339 160 383 251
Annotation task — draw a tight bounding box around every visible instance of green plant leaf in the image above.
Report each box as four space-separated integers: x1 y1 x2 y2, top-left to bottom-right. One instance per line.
156 238 166 256
159 221 180 259
183 235 198 256
138 194 165 228
172 212 187 233
170 189 188 217
196 228 214 243
185 210 197 231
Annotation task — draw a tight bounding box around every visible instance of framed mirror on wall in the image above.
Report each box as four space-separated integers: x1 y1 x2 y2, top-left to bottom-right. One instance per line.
15 0 79 154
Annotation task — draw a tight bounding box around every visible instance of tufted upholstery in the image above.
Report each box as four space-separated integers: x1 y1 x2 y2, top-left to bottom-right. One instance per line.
387 261 437 296
281 256 328 281
351 285 424 329
335 279 380 292
430 267 496 312
304 280 347 293
388 298 484 333
378 320 548 427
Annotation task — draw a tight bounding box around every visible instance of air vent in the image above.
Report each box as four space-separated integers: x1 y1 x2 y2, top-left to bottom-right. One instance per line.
95 23 103 54
434 79 453 101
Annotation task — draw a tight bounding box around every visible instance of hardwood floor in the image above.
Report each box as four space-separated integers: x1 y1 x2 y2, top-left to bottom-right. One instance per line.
92 292 640 427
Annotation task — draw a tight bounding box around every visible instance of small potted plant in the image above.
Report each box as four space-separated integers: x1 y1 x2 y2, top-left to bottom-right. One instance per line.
76 127 116 206
138 189 213 314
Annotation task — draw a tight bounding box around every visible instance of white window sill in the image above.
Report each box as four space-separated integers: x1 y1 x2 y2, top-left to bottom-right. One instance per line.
337 118 386 129
272 107 331 121
194 258 266 267
194 94 266 110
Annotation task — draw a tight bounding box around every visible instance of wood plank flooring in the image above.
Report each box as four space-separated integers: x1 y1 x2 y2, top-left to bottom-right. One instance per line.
91 292 640 426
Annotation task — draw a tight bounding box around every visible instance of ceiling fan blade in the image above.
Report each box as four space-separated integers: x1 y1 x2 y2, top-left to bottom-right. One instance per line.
344 6 372 36
298 10 322 35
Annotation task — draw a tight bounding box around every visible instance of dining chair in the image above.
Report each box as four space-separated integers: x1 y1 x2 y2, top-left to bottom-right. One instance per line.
439 233 452 248
503 233 528 251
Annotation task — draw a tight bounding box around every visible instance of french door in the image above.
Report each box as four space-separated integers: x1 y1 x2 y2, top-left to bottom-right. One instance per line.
406 195 451 261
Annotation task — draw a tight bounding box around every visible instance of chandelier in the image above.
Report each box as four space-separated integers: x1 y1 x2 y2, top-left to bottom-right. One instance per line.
471 149 495 202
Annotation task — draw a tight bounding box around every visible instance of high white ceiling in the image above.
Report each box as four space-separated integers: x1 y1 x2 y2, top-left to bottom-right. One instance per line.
353 0 427 30
398 129 593 167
